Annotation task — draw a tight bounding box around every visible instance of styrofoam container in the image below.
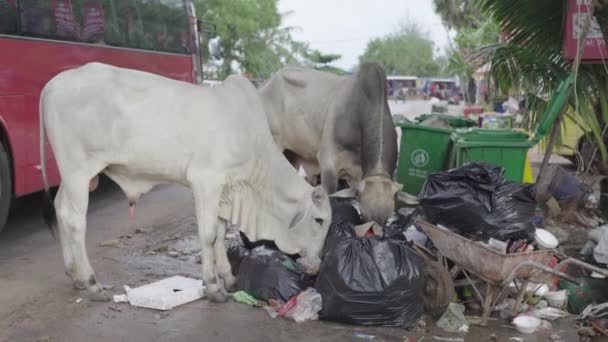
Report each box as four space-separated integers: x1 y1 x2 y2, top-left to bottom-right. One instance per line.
535 229 559 249
513 315 541 334
543 290 568 309
125 276 205 310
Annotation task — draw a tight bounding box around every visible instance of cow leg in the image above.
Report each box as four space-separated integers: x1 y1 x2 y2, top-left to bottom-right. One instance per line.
190 177 227 303
214 220 236 293
318 149 339 194
55 175 108 301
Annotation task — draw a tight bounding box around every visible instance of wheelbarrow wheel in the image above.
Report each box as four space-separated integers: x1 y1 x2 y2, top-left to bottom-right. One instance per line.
421 257 455 318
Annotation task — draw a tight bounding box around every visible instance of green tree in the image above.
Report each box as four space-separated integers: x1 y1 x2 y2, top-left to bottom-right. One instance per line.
433 0 484 30
359 23 441 76
196 0 308 79
445 20 500 104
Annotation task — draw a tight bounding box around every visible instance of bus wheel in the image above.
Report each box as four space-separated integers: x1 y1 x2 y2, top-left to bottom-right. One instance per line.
0 143 12 233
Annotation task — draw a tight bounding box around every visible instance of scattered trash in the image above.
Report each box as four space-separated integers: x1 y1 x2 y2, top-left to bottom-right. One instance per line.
436 303 469 333
535 229 559 249
543 290 568 309
232 291 260 307
108 305 122 312
113 294 128 303
295 256 321 275
534 307 568 321
135 228 147 234
404 226 428 246
508 338 523 342
512 315 541 334
236 246 311 302
282 288 322 323
263 305 279 318
535 165 590 209
75 298 83 304
488 238 508 253
538 319 553 331
419 162 536 242
354 221 383 237
167 250 179 258
432 337 464 342
315 219 424 328
559 277 608 314
124 276 204 310
352 332 376 341
98 239 121 247
580 302 608 320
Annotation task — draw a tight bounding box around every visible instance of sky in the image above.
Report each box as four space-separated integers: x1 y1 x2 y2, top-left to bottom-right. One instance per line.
278 0 450 71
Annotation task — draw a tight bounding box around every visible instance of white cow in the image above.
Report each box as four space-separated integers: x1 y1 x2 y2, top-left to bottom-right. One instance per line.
39 63 331 302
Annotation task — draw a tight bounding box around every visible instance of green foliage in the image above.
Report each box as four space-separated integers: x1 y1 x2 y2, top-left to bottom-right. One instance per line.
307 50 342 66
359 23 442 76
445 20 500 103
433 0 484 29
197 0 284 78
475 0 608 164
195 0 341 80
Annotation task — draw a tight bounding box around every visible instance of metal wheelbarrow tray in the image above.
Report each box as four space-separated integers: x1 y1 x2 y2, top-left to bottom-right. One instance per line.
415 219 608 325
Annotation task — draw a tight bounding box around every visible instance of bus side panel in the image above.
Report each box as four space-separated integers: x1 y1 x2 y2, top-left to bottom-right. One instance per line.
0 37 195 197
0 95 31 195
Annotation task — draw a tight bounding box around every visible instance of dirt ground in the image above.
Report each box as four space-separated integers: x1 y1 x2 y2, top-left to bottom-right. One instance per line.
0 175 587 342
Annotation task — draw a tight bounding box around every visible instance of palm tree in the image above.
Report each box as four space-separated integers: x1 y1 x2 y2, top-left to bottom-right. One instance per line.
475 0 608 171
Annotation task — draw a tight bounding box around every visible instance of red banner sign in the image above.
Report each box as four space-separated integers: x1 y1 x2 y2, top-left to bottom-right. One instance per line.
563 0 608 62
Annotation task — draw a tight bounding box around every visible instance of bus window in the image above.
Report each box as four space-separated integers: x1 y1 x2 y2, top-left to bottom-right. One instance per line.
138 0 190 54
81 0 105 43
0 0 18 34
19 0 80 41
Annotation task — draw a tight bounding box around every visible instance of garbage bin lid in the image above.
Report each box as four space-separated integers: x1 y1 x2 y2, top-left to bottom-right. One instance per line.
414 113 477 128
452 128 530 142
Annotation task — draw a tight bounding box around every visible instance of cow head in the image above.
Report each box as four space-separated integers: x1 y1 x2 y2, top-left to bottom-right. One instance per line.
273 185 331 273
358 176 402 226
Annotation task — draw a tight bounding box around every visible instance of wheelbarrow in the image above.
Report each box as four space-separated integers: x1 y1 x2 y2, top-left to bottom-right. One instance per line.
415 219 608 326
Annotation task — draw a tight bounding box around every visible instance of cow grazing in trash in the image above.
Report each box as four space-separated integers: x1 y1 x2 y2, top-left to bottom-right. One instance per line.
39 63 331 302
259 63 400 226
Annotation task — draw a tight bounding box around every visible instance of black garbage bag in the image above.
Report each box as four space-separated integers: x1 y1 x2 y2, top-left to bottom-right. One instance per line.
321 199 362 257
316 199 426 327
236 246 312 302
384 207 421 241
418 162 536 242
315 237 425 328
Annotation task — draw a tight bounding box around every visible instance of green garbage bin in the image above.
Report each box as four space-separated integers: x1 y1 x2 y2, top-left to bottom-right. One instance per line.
449 128 533 182
448 74 576 182
396 114 476 195
414 113 478 128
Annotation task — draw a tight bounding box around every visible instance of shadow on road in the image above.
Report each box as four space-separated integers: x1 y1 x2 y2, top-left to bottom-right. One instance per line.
0 176 124 243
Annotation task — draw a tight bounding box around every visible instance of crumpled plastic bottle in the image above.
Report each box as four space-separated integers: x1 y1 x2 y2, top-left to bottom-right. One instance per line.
283 288 323 323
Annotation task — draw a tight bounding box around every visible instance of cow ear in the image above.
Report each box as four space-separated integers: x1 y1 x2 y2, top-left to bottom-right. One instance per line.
392 182 403 194
312 186 326 207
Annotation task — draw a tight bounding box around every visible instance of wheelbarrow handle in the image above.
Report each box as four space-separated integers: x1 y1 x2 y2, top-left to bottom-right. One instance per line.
555 257 608 278
502 260 582 287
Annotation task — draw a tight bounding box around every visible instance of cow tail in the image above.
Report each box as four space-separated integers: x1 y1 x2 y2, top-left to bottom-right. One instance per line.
40 88 57 237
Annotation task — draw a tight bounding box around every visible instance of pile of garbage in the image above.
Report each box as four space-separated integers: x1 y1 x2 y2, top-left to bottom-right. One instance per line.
419 162 537 247
226 197 433 328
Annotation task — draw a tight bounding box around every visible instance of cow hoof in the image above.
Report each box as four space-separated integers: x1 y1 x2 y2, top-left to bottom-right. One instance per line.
87 290 111 302
206 290 229 303
223 276 236 292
